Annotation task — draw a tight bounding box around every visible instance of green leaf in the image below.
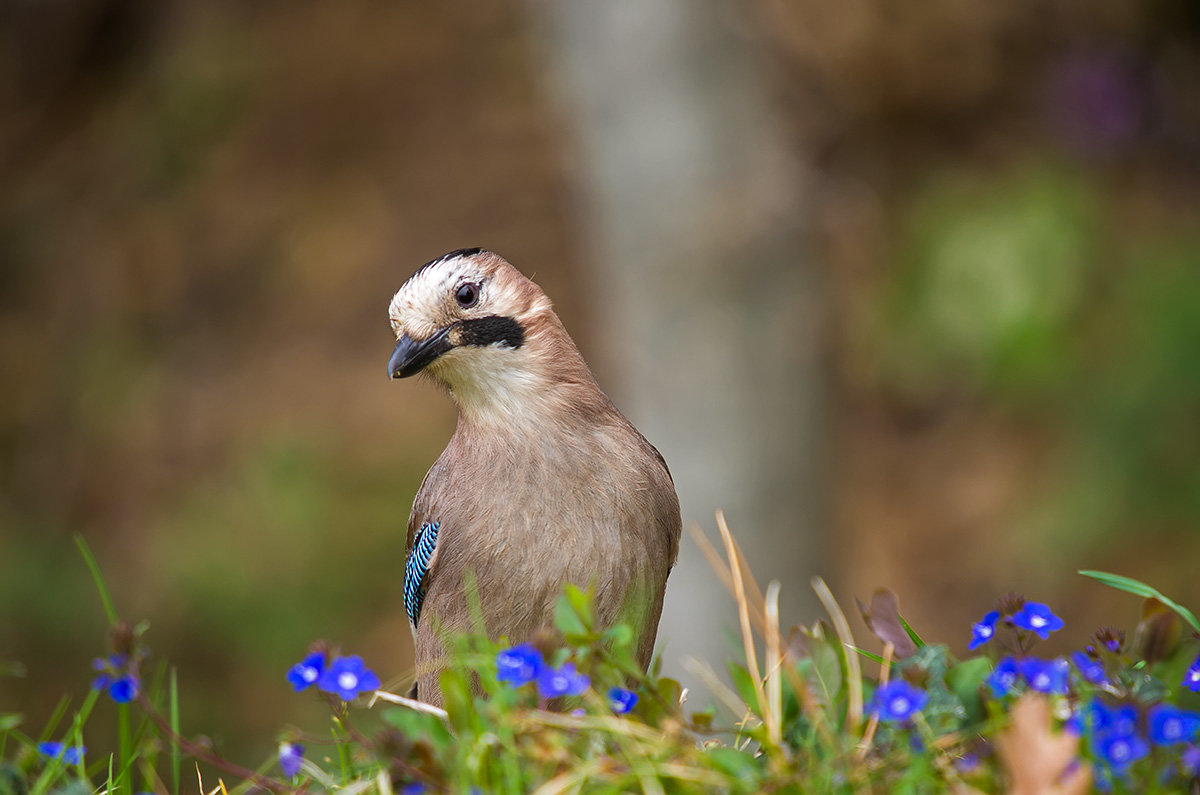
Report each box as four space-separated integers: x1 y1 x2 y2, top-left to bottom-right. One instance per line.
554 588 590 638
1079 570 1200 633
727 664 757 712
899 616 927 649
603 623 633 648
808 636 843 721
0 663 25 679
0 714 21 732
74 535 119 627
945 657 992 726
439 668 478 735
383 707 453 749
0 763 27 795
704 747 763 788
690 708 715 732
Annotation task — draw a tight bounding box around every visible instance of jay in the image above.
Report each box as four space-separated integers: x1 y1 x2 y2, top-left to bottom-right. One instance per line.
387 248 681 706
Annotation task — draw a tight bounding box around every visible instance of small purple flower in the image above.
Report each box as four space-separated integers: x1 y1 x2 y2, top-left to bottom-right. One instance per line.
1182 745 1200 776
37 742 86 766
1183 654 1200 693
1022 657 1070 695
287 652 326 693
1011 602 1065 639
1148 704 1200 746
317 655 381 701
987 657 1021 698
536 662 590 698
870 680 929 723
607 687 638 714
399 784 427 795
496 644 544 687
279 742 304 777
969 611 1000 650
1071 650 1107 685
1095 729 1149 771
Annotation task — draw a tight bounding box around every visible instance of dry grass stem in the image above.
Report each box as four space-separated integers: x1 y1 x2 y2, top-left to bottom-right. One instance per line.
685 522 768 634
764 580 784 747
856 641 892 760
370 689 450 719
682 657 754 720
717 510 779 744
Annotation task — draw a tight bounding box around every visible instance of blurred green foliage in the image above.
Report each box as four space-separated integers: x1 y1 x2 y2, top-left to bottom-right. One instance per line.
887 163 1096 398
883 159 1200 547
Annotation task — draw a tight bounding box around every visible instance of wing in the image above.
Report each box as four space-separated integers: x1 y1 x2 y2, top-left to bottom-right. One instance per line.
404 521 441 627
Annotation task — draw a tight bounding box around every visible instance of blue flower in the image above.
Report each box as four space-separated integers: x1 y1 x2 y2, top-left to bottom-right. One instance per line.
536 662 590 698
37 742 86 766
287 652 326 692
607 687 638 714
278 742 304 777
1148 704 1200 746
1184 654 1200 693
1095 730 1148 771
1011 602 1064 639
1021 657 1070 695
91 655 138 704
968 611 1000 650
1064 709 1085 735
870 680 929 723
987 657 1021 698
317 655 381 701
1086 699 1139 737
1070 650 1107 685
399 784 427 795
496 644 544 687
109 675 138 704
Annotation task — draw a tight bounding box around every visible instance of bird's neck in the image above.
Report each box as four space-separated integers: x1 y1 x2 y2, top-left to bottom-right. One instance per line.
436 349 608 436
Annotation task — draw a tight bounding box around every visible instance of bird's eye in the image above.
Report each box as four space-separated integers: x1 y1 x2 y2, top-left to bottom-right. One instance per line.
455 282 480 308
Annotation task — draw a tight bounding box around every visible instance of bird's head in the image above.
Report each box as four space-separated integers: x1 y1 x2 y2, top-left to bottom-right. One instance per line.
387 249 586 420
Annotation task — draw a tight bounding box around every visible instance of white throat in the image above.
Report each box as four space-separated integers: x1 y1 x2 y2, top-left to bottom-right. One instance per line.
430 346 558 429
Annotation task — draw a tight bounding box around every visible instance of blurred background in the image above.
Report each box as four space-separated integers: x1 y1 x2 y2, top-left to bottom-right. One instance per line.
3 0 1199 773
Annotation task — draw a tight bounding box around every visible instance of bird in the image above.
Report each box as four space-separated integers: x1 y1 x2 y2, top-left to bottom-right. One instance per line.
387 248 681 706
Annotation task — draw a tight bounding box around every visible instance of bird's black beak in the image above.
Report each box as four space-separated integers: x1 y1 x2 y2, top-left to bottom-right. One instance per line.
388 327 454 379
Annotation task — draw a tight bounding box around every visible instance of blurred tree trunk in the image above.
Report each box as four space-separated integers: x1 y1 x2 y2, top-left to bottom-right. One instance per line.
533 1 829 689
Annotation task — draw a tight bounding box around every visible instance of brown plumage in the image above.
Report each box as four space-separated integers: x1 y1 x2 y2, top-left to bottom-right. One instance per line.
387 248 681 706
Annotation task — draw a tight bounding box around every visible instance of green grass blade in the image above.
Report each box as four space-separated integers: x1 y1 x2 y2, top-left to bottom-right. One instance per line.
74 534 118 627
1078 570 1200 633
170 667 181 795
845 646 886 665
117 702 131 795
899 616 927 649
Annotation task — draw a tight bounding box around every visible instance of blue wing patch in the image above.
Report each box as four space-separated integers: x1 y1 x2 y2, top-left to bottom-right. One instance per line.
404 522 440 626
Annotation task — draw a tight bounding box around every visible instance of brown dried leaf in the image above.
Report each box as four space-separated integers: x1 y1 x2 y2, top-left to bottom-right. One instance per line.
1135 597 1182 665
996 695 1091 795
785 624 810 661
856 588 918 659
